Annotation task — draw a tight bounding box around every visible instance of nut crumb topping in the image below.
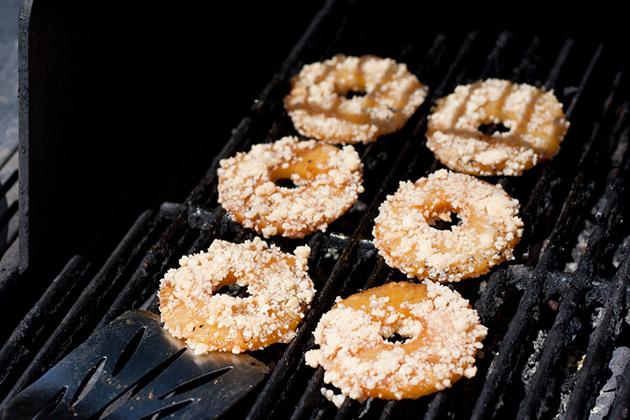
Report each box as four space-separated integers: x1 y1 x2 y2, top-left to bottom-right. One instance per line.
159 237 314 354
373 169 523 282
426 78 569 176
305 281 487 402
218 136 364 238
285 54 428 144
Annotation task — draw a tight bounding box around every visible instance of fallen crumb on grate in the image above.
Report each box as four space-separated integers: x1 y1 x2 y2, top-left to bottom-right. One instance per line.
324 248 340 261
612 235 630 268
321 387 346 408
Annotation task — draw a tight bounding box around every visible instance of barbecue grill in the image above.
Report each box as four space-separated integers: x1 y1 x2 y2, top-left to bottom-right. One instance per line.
1 0 630 419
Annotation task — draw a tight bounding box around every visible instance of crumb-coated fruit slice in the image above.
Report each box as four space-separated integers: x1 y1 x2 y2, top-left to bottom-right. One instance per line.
426 78 569 176
159 237 315 354
373 169 523 282
218 136 364 238
285 54 428 144
305 281 487 403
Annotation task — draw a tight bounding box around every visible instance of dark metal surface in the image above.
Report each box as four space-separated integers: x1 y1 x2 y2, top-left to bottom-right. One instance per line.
14 0 325 291
0 310 268 420
0 0 20 290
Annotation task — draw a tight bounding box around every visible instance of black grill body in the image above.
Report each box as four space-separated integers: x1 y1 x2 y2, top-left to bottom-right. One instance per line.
2 1 630 419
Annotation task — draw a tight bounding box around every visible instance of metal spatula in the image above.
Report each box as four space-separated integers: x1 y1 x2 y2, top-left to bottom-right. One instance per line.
0 310 269 420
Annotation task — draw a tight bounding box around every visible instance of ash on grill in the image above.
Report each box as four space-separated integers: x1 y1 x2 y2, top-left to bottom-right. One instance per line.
1 1 630 420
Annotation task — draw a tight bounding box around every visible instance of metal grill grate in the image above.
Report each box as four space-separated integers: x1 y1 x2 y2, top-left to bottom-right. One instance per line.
2 1 630 419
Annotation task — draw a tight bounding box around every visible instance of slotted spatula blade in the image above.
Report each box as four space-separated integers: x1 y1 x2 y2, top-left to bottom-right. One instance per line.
0 310 269 420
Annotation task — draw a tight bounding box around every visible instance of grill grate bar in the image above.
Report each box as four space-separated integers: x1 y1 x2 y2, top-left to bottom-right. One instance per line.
511 36 544 84
559 122 630 418
479 31 516 81
563 273 628 418
0 255 92 405
0 207 170 407
471 281 543 419
515 286 582 419
538 102 628 272
544 39 574 93
564 43 603 119
423 31 479 104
